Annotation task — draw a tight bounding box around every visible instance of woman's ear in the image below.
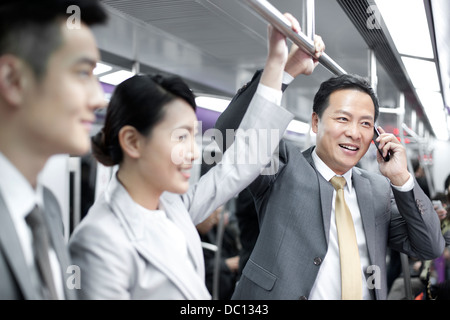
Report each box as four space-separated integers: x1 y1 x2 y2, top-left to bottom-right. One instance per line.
118 125 141 159
0 55 28 107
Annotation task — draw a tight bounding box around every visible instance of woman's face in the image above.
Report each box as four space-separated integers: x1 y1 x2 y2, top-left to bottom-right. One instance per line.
138 98 200 195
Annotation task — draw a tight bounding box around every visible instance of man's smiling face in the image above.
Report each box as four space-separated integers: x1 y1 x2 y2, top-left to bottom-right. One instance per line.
312 89 376 175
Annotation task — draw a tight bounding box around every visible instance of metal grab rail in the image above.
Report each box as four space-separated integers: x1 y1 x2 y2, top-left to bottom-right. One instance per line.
244 0 347 76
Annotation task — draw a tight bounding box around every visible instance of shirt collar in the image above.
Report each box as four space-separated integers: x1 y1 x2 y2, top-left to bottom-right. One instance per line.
311 148 353 191
0 152 44 220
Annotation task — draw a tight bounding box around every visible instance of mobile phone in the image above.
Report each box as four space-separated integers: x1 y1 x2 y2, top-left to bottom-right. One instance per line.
373 127 390 162
432 200 444 211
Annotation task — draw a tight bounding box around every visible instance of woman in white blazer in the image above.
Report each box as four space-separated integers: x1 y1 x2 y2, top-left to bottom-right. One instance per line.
68 14 324 299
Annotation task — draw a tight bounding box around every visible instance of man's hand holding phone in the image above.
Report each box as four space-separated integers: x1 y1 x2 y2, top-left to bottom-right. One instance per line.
374 126 411 187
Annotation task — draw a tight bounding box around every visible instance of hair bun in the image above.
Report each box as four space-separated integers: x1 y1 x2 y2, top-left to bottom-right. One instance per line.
91 129 117 166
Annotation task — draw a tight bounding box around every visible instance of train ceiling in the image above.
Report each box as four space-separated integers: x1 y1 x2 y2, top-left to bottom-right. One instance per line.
95 0 449 140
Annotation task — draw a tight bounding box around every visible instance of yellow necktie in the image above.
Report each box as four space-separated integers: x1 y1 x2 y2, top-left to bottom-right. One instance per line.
330 176 362 300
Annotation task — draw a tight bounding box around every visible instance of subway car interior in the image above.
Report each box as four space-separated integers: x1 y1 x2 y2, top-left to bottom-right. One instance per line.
35 0 450 300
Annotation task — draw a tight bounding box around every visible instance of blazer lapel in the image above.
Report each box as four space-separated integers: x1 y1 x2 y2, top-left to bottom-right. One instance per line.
318 175 334 245
302 147 334 244
352 169 376 266
0 195 38 299
132 228 208 300
160 193 205 277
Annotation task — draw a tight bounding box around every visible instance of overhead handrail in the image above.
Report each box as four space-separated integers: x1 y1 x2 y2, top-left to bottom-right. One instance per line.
244 0 347 76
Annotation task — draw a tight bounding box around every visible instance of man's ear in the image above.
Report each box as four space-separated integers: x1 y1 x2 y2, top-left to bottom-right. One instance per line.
118 125 142 159
311 112 319 134
0 55 29 107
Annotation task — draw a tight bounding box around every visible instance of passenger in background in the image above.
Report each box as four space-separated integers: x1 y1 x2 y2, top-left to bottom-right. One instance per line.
388 194 450 300
412 159 430 198
196 205 240 300
0 0 107 299
68 13 319 299
415 193 450 300
446 174 450 203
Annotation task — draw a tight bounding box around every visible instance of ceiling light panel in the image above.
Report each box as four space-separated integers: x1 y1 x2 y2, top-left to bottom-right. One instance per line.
99 70 135 86
93 62 113 75
375 0 434 59
195 96 231 113
416 90 449 140
401 57 440 91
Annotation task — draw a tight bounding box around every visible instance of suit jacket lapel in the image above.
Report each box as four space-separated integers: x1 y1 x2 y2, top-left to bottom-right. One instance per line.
318 175 334 245
132 228 207 300
160 193 205 277
302 147 334 244
0 195 38 299
352 169 376 266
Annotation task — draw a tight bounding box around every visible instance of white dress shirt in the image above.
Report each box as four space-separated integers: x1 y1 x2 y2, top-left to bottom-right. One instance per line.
308 149 414 300
0 152 65 299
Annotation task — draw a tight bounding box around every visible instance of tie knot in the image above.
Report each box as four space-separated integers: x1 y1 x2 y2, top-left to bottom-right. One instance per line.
330 176 346 191
25 206 45 229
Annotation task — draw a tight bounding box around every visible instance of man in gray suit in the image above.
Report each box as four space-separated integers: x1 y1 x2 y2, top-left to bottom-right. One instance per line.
0 0 107 299
215 49 445 299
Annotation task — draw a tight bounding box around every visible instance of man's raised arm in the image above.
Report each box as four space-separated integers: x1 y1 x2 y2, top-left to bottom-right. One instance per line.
214 15 324 153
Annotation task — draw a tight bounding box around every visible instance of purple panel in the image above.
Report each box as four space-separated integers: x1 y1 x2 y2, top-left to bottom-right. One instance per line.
196 107 221 132
101 82 115 94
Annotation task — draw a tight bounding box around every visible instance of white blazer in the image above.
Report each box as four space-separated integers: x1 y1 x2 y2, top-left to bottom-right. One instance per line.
68 92 293 299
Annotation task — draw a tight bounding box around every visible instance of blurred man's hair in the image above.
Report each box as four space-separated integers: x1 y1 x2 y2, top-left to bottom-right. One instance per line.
0 0 107 78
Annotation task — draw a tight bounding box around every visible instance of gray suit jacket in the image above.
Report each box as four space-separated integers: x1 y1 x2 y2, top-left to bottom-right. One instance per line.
215 70 445 300
0 187 77 300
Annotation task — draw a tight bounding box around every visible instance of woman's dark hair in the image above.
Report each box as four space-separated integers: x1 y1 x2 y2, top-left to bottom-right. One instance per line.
92 74 196 166
313 74 380 122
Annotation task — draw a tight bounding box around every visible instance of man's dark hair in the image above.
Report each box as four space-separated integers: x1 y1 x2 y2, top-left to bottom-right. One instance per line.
313 73 380 122
0 0 107 78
